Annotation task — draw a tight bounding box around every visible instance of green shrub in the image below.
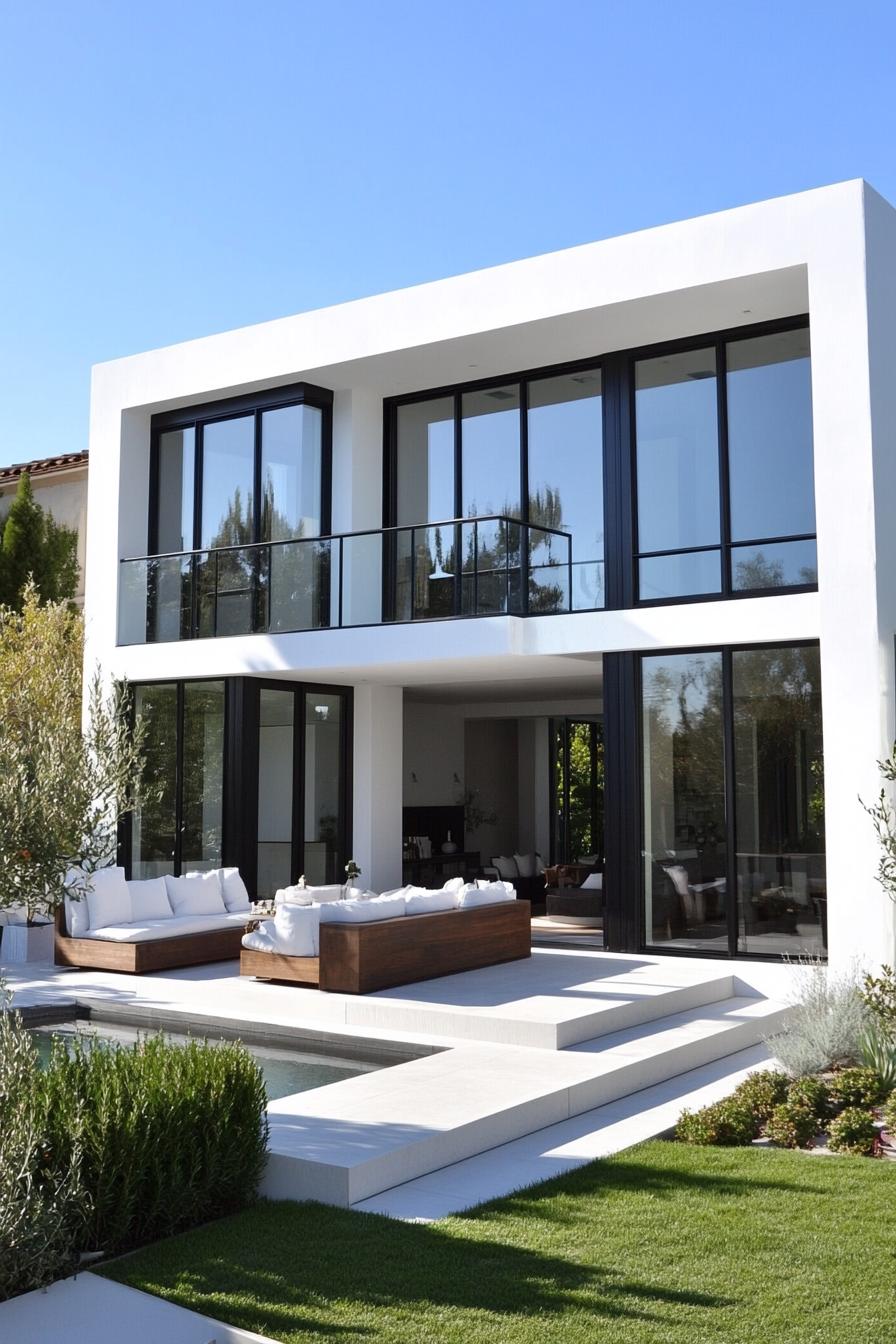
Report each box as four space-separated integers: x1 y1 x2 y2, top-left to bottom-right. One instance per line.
882 1093 896 1135
860 965 896 1036
676 1097 755 1147
787 1075 833 1122
827 1066 885 1111
763 1102 817 1149
0 985 83 1302
827 1107 878 1156
733 1070 789 1125
858 1021 896 1094
766 963 868 1077
39 1032 269 1254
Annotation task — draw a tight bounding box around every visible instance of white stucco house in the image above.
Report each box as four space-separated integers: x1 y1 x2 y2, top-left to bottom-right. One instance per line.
84 179 896 974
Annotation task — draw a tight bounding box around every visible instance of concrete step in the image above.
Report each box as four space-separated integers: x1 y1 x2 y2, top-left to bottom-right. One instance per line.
344 962 737 1049
261 994 789 1208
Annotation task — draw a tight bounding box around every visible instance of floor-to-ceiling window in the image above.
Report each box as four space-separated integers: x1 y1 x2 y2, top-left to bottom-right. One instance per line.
639 642 826 958
144 384 332 641
634 322 815 602
552 719 605 864
130 680 225 878
388 363 604 616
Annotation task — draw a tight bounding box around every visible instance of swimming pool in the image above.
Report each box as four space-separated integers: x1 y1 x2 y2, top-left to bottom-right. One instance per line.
30 1020 383 1101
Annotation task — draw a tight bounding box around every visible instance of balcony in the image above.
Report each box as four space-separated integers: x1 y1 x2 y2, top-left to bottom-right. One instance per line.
117 516 575 645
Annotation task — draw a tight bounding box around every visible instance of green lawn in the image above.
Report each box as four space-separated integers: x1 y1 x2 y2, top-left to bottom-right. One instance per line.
100 1141 896 1343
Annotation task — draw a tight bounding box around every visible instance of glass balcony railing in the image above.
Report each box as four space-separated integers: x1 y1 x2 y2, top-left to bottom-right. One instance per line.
117 515 574 646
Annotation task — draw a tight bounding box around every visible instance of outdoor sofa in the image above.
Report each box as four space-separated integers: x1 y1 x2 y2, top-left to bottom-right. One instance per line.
240 879 531 993
54 865 252 974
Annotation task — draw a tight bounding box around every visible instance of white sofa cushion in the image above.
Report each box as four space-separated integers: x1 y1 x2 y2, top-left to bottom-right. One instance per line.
458 882 516 909
319 895 406 924
165 871 227 916
242 924 276 952
581 872 603 891
127 877 173 922
220 867 251 912
405 888 457 915
491 855 519 881
513 852 535 878
272 903 321 956
63 869 91 937
83 912 244 943
442 877 465 894
83 867 131 931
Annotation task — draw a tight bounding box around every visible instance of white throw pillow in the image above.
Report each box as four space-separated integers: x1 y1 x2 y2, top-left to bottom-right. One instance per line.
458 882 516 909
275 883 312 906
581 872 603 891
491 855 519 881
442 877 465 893
405 888 457 915
513 852 535 878
84 867 131 931
272 903 321 956
165 871 227 916
276 883 345 906
320 895 406 924
663 864 691 898
127 877 173 922
219 867 251 913
534 852 546 875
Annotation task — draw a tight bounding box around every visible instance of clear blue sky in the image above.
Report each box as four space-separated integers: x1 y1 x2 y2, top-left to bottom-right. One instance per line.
2 0 894 463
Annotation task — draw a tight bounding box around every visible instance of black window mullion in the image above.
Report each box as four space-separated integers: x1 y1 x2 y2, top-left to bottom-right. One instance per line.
601 354 634 610
453 391 462 615
520 379 529 613
716 340 732 597
174 681 185 875
292 685 305 885
721 649 738 956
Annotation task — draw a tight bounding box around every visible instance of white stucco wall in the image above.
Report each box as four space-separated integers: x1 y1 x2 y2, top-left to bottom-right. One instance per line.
82 178 896 968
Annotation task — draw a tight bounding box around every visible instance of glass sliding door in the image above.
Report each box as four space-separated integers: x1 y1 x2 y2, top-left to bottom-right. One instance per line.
641 652 729 950
528 371 604 611
130 680 225 878
733 645 825 956
131 683 179 878
253 682 351 897
461 386 521 614
180 681 225 872
303 692 346 884
552 719 604 864
257 689 296 897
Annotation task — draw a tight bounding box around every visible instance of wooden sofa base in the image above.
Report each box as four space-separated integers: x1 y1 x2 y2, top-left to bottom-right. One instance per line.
240 900 532 994
54 908 246 974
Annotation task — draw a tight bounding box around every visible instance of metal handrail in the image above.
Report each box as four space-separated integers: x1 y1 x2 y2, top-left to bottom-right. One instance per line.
119 513 571 565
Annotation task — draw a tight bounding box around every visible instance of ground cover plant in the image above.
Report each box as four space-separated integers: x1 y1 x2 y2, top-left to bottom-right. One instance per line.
100 1141 896 1344
0 984 268 1300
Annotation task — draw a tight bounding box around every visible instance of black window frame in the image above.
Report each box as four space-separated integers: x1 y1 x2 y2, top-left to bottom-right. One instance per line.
121 675 353 896
384 314 815 613
632 637 825 961
148 381 334 557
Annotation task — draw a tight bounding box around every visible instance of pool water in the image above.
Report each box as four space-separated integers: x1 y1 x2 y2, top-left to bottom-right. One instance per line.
30 1021 379 1101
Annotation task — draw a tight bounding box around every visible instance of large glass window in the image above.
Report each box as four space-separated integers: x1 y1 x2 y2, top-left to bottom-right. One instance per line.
304 692 346 884
528 371 604 610
641 652 728 951
635 348 721 600
156 429 195 554
634 325 815 602
257 689 295 896
201 416 255 549
640 642 826 959
131 680 225 878
261 404 323 543
732 645 825 956
727 329 816 591
395 397 456 621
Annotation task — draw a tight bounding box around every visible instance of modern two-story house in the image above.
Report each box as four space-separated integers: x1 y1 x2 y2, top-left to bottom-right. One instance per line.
85 180 896 974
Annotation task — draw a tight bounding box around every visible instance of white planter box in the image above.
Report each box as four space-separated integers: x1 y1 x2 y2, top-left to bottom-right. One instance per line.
2 920 54 964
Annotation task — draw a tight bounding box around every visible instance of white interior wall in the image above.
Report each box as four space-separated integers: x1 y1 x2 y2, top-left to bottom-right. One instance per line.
402 702 465 805
463 719 519 860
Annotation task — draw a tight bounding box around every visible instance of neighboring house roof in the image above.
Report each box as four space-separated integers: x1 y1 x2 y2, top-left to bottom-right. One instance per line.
0 452 88 484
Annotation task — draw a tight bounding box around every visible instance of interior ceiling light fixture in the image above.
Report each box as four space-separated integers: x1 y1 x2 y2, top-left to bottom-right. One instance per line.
687 370 716 380
485 389 515 400
314 705 329 719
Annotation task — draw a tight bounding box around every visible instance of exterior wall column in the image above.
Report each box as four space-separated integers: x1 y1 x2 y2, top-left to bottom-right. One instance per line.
352 684 403 893
812 184 896 971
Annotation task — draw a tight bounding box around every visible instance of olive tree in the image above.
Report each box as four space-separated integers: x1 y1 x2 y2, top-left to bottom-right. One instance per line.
0 587 148 922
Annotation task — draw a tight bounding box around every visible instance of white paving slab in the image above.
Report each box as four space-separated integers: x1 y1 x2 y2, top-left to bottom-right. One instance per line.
0 1272 275 1344
354 1043 775 1220
262 995 789 1206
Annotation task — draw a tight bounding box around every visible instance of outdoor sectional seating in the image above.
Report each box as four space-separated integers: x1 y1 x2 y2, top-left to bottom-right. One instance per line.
240 880 532 993
54 865 252 974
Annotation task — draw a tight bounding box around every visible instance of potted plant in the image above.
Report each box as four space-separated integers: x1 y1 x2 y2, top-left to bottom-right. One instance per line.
343 859 361 897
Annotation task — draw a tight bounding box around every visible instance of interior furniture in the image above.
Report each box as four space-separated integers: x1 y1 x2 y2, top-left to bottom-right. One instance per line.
241 899 531 993
402 851 480 886
545 888 603 927
54 905 246 974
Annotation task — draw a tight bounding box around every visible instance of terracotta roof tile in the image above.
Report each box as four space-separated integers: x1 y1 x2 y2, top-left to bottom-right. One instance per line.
0 452 88 483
